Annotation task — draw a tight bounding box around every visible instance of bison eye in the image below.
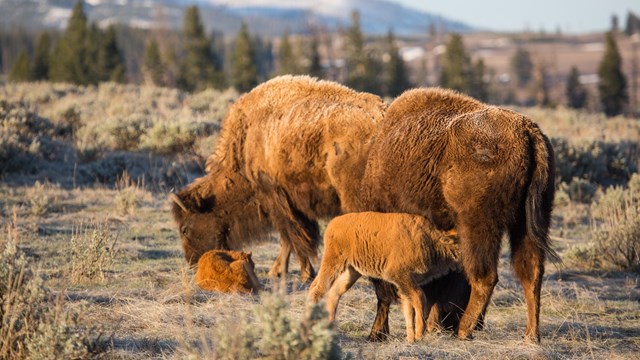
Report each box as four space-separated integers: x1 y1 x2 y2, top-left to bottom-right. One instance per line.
181 227 188 236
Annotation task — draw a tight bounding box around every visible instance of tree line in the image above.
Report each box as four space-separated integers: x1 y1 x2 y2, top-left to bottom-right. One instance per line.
2 1 636 116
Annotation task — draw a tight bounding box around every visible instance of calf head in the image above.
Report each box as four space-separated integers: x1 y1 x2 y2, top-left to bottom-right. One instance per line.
238 252 261 293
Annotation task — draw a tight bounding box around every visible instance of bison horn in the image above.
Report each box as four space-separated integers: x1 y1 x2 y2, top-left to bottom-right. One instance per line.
170 193 188 212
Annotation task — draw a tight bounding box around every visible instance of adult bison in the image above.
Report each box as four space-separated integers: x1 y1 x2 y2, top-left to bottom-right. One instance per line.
358 87 558 343
170 75 385 282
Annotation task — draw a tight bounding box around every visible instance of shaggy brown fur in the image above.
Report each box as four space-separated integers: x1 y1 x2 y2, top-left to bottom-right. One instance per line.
171 75 385 282
309 212 460 342
195 250 261 294
358 88 557 343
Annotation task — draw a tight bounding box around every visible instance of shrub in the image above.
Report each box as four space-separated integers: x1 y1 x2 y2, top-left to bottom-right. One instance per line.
192 291 343 359
558 177 597 204
552 137 639 186
70 222 119 284
591 181 640 271
106 114 150 151
53 106 82 139
564 243 601 269
1 211 92 359
141 121 199 155
114 171 139 216
27 181 53 216
0 100 56 174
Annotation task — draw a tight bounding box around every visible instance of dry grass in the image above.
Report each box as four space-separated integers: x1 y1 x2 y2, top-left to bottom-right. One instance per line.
1 182 638 359
1 82 639 358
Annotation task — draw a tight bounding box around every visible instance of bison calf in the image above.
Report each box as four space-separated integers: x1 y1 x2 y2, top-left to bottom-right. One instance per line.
196 250 261 295
308 212 460 342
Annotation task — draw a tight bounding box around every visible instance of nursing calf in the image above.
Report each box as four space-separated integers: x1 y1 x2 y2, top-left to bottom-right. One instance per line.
308 212 460 342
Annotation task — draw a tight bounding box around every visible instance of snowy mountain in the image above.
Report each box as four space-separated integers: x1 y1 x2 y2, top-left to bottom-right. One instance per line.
0 0 472 36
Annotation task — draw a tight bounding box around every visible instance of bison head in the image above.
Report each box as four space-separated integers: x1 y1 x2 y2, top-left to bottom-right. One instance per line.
170 192 231 265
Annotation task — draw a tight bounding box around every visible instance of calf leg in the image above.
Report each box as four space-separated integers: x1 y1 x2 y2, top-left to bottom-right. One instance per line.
369 279 395 341
308 244 343 304
396 278 427 342
510 230 545 343
399 295 416 343
456 218 501 340
324 266 361 321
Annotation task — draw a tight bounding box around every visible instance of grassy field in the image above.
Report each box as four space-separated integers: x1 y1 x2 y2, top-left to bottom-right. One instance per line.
1 82 639 359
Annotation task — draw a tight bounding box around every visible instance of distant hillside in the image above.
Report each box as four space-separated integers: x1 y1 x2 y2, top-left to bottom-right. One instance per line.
0 0 472 36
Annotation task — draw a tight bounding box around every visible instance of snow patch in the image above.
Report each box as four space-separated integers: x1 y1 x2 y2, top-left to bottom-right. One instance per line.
43 7 71 28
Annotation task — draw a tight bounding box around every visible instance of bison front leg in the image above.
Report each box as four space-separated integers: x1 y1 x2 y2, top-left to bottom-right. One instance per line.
368 279 396 341
268 239 291 278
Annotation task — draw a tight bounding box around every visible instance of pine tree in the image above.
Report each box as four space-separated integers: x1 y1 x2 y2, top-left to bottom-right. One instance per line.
178 5 223 91
533 63 551 107
566 66 587 109
470 58 489 102
345 11 382 94
252 35 274 82
143 39 164 86
383 29 411 97
308 32 323 78
31 32 51 80
231 22 258 92
439 33 471 93
598 32 628 116
9 50 30 82
625 11 640 35
98 25 126 82
86 23 102 82
511 47 533 87
277 30 298 75
49 0 92 84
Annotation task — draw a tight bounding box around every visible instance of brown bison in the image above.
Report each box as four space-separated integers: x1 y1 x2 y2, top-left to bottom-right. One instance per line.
195 250 261 294
170 76 475 339
308 212 460 343
357 87 558 343
170 75 385 282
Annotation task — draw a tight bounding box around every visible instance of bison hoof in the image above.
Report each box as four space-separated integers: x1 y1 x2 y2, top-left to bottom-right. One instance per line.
457 330 474 341
267 268 282 278
367 331 390 342
524 332 540 344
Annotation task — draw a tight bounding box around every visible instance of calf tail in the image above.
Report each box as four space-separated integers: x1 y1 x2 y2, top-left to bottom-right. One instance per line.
525 124 561 264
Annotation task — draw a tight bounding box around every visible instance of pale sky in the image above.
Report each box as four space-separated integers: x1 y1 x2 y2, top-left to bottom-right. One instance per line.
393 0 640 34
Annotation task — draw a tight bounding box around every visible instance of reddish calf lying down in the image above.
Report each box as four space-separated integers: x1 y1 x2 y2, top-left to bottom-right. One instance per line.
196 250 261 295
308 212 460 342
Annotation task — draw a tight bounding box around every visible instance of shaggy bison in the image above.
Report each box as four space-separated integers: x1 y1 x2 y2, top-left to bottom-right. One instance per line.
308 212 460 343
357 88 557 343
195 250 261 294
170 75 385 282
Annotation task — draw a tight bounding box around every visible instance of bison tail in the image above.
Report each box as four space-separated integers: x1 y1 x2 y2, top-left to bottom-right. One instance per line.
526 125 561 264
